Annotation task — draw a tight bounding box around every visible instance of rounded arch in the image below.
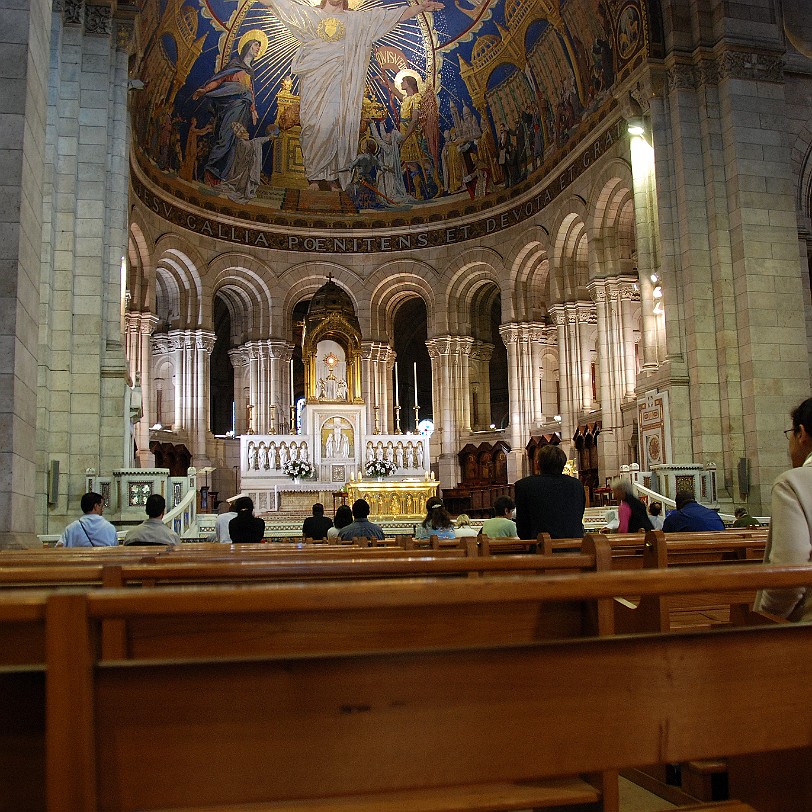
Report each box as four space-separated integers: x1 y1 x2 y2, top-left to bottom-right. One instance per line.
208 253 276 344
367 259 439 339
444 246 507 333
550 199 589 301
152 234 206 329
588 159 636 275
278 262 364 341
505 224 551 322
127 218 153 312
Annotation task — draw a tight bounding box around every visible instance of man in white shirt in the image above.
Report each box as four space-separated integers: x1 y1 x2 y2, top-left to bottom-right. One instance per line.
57 492 118 547
215 499 238 543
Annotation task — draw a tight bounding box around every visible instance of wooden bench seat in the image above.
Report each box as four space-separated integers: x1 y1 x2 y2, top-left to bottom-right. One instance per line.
30 563 812 812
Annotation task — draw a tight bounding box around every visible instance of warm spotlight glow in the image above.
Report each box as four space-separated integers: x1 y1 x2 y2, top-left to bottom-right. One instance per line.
653 285 663 299
627 120 645 136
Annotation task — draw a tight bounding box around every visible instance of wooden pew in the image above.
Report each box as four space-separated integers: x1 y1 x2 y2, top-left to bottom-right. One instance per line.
27 563 812 812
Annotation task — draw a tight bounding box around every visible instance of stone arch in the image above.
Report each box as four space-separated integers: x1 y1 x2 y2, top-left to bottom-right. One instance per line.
153 234 206 329
208 253 275 344
588 160 636 276
368 259 438 340
551 198 589 301
794 122 812 225
278 261 364 341
505 224 551 322
444 246 507 334
127 218 153 312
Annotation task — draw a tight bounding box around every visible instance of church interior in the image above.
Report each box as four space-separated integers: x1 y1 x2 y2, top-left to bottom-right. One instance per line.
1 0 812 807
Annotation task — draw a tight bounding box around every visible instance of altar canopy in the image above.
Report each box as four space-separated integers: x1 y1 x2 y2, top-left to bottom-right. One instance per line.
239 277 431 514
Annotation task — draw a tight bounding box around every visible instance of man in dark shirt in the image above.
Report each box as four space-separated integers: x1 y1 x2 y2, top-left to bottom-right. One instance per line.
662 490 725 532
337 499 385 542
302 502 333 540
514 444 585 539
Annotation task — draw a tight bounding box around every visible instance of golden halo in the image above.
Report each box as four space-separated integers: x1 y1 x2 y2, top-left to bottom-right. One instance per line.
238 29 269 60
394 68 425 95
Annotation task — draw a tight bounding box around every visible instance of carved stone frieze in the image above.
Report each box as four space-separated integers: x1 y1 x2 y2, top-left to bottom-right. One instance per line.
717 51 784 84
667 64 697 91
63 0 84 26
85 3 112 35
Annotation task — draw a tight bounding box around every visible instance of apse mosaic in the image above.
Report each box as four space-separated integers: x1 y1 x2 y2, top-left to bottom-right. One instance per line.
132 0 654 226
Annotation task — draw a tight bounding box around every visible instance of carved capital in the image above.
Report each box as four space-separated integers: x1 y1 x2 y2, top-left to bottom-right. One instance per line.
85 4 112 35
667 63 697 91
718 51 784 84
63 0 84 26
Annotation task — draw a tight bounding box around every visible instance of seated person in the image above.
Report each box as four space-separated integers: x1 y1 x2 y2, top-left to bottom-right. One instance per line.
337 499 385 542
215 499 238 543
57 491 118 547
302 502 333 540
648 501 665 530
732 506 760 528
755 397 812 621
662 490 725 532
229 496 266 543
327 504 353 539
480 495 518 538
453 513 479 538
124 494 181 546
415 497 456 540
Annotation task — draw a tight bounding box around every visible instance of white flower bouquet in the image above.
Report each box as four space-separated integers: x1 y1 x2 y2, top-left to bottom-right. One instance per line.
282 459 314 479
365 458 397 478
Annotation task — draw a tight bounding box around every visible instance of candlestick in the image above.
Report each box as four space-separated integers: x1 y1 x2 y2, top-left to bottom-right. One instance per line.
373 404 380 435
394 362 399 407
394 405 402 434
290 405 296 435
413 361 418 409
413 404 420 432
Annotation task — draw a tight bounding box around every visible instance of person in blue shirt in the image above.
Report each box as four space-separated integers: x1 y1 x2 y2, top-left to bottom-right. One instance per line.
337 499 385 542
662 490 725 532
414 496 455 540
57 491 118 547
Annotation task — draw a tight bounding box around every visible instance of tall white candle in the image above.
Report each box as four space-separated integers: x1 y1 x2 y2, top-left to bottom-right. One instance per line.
289 359 294 408
413 362 418 409
394 362 400 407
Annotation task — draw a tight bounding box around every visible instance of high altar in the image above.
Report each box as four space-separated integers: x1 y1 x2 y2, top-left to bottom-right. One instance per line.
239 280 433 518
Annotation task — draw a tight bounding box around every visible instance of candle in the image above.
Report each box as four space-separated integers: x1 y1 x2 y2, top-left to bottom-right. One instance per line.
413 362 418 409
394 362 400 407
289 359 294 407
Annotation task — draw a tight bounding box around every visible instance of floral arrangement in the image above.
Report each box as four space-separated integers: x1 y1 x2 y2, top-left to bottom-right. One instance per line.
365 458 397 478
282 459 314 479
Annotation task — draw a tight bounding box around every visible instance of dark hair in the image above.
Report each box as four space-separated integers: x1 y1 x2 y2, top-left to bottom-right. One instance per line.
334 504 353 529
351 499 370 519
790 398 812 434
232 496 254 513
145 493 166 518
80 492 103 514
674 490 695 510
402 75 418 92
421 496 453 530
493 495 515 517
734 507 747 518
312 503 325 516
538 444 567 476
649 500 662 516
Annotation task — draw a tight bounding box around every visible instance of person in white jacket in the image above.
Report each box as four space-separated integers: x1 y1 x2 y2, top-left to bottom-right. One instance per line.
754 397 812 621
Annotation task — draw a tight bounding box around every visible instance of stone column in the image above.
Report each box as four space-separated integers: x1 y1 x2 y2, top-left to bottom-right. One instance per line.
468 341 493 430
361 342 394 433
228 346 249 435
0 0 50 546
125 311 159 467
549 307 574 451
192 331 215 465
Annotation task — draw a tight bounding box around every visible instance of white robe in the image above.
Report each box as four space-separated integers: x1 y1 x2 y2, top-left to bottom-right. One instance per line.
264 0 403 188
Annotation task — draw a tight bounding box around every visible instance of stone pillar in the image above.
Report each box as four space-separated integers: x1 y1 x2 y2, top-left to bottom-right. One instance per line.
549 307 574 452
361 341 394 433
125 311 159 467
32 0 132 536
228 346 249 435
0 0 51 546
469 341 493 430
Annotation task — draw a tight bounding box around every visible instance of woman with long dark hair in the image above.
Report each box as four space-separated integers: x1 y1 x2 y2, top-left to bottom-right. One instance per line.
415 496 455 540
